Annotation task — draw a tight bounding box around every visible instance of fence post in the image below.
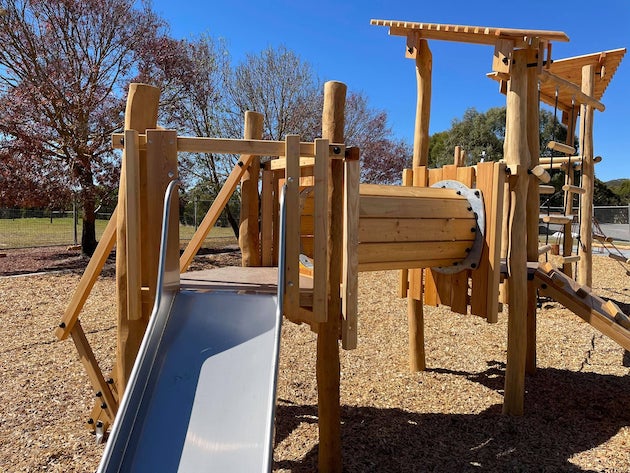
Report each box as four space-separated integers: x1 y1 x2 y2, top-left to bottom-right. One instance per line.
194 197 198 230
73 200 78 245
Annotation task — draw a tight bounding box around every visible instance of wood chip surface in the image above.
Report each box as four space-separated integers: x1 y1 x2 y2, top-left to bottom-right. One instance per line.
0 249 628 472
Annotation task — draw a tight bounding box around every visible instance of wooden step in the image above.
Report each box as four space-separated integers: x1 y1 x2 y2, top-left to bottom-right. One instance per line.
539 185 556 195
593 233 613 243
530 165 551 183
608 253 630 263
562 184 586 195
559 254 580 264
547 141 576 155
542 214 574 225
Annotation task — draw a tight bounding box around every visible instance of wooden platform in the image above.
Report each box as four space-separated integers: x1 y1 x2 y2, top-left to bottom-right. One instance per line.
181 266 314 308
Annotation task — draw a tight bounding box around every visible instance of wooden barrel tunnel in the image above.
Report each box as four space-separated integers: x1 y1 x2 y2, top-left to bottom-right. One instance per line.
299 181 485 273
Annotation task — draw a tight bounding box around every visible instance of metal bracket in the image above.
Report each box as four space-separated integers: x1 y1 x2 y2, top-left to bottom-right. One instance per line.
430 180 485 274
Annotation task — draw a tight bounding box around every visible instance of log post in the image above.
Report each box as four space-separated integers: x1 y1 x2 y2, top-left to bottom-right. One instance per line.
503 49 531 416
408 37 431 373
578 65 595 287
239 111 264 267
116 83 160 393
525 47 540 374
317 80 346 473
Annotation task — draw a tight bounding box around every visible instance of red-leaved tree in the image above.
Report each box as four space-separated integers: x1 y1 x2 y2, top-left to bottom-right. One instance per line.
0 0 166 255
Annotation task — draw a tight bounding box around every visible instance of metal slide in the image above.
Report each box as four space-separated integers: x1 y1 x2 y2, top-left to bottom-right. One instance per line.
97 289 282 472
98 181 287 472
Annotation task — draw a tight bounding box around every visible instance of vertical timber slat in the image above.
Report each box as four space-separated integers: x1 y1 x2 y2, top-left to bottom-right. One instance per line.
342 147 360 349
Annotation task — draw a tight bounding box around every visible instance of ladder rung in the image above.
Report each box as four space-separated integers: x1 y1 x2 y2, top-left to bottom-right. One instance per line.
542 214 573 225
562 184 586 195
559 254 580 264
608 253 629 263
547 141 576 155
539 185 555 194
593 233 613 243
538 244 552 255
530 165 551 183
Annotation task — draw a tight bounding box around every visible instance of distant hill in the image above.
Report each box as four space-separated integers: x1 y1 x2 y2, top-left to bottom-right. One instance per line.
606 178 630 187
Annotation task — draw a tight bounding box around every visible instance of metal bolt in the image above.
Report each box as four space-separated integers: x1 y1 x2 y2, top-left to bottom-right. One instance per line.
95 391 102 398
541 283 548 289
456 190 462 195
474 190 480 197
465 248 471 253
120 137 124 145
168 171 175 178
58 322 66 329
87 418 94 425
96 421 103 428
101 403 107 409
471 263 477 269
467 207 472 211
107 378 114 384
471 227 476 233
333 146 341 154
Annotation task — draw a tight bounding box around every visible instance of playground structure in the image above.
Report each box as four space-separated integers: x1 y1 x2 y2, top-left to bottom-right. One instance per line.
54 20 630 473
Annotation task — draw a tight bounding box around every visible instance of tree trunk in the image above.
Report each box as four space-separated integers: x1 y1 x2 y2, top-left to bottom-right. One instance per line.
76 159 97 256
225 204 240 239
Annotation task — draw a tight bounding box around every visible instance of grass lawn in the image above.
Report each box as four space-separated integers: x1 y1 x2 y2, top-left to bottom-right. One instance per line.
0 217 236 249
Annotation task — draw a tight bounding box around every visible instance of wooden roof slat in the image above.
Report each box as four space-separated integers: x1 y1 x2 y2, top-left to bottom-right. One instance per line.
539 48 625 112
371 19 569 47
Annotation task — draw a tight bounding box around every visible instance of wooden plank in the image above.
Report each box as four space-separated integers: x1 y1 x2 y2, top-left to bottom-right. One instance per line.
398 169 413 298
470 163 493 319
359 258 461 272
261 169 274 266
409 167 427 301
270 156 315 170
71 321 118 423
283 135 301 320
124 130 142 321
358 218 475 243
424 168 443 306
312 138 329 324
359 183 463 199
112 133 346 159
450 165 475 315
359 194 472 219
359 241 471 264
342 149 360 349
538 244 552 255
180 155 254 272
56 208 118 340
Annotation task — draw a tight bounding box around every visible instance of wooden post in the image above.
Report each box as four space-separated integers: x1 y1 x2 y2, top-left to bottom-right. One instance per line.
578 65 595 287
525 47 540 374
317 80 345 473
239 111 263 267
413 38 432 166
502 49 531 416
408 37 431 373
116 83 160 393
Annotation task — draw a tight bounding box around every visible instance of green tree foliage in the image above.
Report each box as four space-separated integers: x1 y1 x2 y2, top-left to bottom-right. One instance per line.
428 106 570 167
607 179 630 204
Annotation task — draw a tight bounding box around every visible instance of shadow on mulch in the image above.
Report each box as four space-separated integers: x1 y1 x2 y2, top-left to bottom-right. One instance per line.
274 365 630 472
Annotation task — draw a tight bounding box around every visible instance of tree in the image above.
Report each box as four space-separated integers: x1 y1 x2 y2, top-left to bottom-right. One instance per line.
344 92 411 184
0 0 165 255
428 106 571 167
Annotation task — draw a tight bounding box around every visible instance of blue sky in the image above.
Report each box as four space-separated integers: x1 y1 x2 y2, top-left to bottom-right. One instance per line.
151 0 629 181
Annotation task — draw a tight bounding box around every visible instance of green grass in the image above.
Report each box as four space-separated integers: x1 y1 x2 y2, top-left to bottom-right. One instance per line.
0 217 237 249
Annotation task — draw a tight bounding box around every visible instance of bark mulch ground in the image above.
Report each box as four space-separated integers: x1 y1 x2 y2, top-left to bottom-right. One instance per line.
0 247 628 472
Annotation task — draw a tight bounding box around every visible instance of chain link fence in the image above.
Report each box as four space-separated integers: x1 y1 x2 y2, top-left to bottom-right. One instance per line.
0 201 236 250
